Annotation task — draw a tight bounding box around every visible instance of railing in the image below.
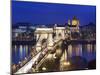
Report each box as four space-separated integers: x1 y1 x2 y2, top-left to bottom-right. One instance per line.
12 36 64 73
35 50 51 70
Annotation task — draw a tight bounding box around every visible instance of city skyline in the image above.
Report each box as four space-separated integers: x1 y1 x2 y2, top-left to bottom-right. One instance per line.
12 1 96 74
12 1 96 26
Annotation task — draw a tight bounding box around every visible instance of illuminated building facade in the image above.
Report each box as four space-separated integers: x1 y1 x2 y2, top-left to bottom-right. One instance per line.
67 16 80 40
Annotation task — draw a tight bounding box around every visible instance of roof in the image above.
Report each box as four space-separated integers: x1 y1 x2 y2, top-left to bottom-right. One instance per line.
35 28 53 34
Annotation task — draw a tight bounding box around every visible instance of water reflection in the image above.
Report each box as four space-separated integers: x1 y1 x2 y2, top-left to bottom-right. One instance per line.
67 43 96 61
59 43 96 71
12 45 32 64
12 43 96 67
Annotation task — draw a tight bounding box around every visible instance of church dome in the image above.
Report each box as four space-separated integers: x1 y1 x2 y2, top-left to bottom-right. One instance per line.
72 16 79 26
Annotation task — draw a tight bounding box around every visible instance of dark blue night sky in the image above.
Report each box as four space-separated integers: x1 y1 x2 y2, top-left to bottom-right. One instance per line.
12 1 96 26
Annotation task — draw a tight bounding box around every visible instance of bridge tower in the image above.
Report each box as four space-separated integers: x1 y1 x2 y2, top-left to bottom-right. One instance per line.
35 28 54 52
53 24 66 42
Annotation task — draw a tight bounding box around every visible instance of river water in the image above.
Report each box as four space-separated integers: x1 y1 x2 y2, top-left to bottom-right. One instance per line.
12 43 96 64
67 43 96 61
12 45 32 64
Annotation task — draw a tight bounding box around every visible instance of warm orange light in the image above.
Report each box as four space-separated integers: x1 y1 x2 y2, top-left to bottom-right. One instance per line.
72 20 78 26
42 67 47 71
63 61 70 66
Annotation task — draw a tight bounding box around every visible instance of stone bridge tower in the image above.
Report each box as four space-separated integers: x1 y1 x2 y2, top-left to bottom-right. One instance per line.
35 28 53 52
53 24 66 42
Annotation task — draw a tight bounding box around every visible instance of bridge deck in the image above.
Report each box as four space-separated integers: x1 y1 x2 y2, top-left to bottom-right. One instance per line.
14 52 41 74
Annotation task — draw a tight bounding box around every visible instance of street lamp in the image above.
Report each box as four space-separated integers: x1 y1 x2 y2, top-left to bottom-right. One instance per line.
42 67 47 71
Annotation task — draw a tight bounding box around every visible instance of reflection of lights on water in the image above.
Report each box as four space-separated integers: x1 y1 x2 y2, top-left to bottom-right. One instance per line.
60 49 67 63
23 45 26 58
14 45 17 53
15 33 18 37
94 44 96 52
79 44 82 56
60 61 71 71
87 44 92 53
75 44 81 56
18 61 21 64
68 45 72 57
25 45 28 56
63 61 70 66
14 45 17 57
71 44 83 56
20 45 23 59
25 57 27 60
42 67 47 71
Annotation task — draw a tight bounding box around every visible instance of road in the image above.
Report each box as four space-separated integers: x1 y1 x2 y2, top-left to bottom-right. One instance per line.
14 52 41 74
